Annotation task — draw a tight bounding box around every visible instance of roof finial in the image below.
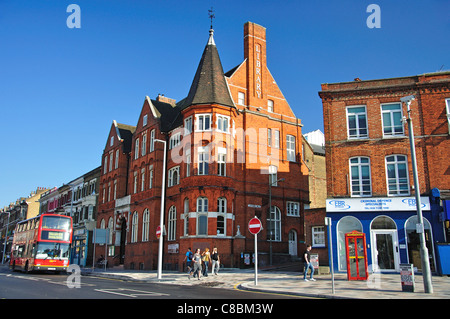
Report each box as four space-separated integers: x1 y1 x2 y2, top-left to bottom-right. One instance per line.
208 7 215 30
207 7 216 45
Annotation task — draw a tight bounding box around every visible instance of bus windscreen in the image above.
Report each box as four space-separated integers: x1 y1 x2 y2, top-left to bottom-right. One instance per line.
41 216 71 231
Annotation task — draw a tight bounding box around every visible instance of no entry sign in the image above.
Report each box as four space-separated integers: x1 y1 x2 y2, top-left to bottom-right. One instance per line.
156 225 161 239
248 217 262 235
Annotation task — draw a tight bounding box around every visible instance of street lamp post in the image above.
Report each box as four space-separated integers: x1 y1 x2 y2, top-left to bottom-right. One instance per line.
401 94 433 294
154 138 167 280
268 175 285 266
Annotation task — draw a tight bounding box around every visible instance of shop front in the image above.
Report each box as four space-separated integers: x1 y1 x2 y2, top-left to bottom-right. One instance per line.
326 196 445 273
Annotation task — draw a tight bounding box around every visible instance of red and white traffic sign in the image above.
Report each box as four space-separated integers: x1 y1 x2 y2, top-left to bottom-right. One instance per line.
248 217 262 235
156 225 161 239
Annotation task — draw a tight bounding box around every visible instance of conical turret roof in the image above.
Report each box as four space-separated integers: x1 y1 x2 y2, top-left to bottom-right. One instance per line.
178 29 235 110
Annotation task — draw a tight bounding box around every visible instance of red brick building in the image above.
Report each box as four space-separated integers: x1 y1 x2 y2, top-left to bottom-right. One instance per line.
319 72 450 273
97 22 309 270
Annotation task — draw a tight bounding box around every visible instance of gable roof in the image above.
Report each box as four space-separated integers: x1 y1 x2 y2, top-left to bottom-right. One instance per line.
178 29 235 111
113 120 135 153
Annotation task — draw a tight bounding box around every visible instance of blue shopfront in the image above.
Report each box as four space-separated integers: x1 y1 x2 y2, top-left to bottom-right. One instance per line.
71 227 91 267
326 196 446 273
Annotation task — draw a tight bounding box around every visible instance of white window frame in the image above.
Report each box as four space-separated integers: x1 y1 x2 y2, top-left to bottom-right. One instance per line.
347 105 368 139
185 147 191 177
286 135 296 162
268 99 274 113
216 115 230 133
386 154 410 196
142 209 149 242
169 133 181 149
143 114 148 127
109 152 113 172
115 150 119 169
446 98 450 134
198 146 209 175
381 102 404 137
196 197 208 236
217 197 226 236
217 147 226 176
168 166 180 187
349 157 372 197
134 138 140 160
168 206 176 241
184 198 189 236
195 114 212 132
149 164 153 189
312 226 325 247
150 129 155 152
269 165 278 186
141 168 146 192
238 92 245 105
133 171 138 194
274 130 280 148
141 132 147 156
131 212 138 243
184 116 193 135
287 201 300 217
267 206 281 242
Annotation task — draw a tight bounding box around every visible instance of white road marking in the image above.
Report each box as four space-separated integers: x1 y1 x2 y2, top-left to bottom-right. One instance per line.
94 288 170 298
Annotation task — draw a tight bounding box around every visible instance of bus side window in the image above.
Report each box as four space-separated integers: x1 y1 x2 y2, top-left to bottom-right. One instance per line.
17 245 25 258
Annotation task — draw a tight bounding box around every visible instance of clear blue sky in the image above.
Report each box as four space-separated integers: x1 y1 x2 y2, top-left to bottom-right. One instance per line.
1 0 449 208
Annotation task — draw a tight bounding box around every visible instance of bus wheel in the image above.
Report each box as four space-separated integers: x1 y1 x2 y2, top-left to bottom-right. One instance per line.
24 261 30 274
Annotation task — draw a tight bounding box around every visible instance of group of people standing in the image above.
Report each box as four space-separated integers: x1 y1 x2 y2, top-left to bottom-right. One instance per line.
184 247 220 280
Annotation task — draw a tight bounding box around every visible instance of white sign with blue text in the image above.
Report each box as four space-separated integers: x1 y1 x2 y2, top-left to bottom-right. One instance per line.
326 197 430 212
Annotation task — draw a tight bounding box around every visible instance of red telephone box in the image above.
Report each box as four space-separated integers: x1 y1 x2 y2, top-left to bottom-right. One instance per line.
345 231 368 280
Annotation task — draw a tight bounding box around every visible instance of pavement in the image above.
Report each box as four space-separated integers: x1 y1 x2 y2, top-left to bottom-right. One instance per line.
80 265 450 299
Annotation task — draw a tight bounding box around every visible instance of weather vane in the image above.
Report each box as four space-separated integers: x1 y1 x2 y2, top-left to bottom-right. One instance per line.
208 7 215 29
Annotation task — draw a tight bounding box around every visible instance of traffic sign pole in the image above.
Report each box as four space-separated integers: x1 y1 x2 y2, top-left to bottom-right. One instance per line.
248 217 262 286
254 230 258 286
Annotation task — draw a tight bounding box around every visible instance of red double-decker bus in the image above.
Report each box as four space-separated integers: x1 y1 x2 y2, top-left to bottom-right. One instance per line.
10 214 73 273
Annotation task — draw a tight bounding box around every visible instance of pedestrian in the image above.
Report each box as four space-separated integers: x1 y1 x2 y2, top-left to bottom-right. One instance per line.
192 248 202 280
202 248 211 277
303 245 315 281
211 247 220 275
183 247 193 278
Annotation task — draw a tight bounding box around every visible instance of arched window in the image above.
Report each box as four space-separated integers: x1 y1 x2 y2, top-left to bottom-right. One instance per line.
168 206 177 241
337 216 363 271
267 206 281 241
386 155 409 196
131 211 138 243
142 209 150 242
349 157 372 197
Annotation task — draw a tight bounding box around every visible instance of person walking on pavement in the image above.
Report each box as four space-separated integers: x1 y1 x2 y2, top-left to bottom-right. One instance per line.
184 247 193 278
202 247 211 277
192 248 202 280
303 245 316 281
211 247 220 275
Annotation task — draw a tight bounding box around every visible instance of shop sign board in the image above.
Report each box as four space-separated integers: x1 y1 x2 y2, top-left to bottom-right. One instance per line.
326 197 430 212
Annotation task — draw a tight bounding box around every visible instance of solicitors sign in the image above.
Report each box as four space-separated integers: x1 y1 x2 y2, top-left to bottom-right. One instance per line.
326 197 431 212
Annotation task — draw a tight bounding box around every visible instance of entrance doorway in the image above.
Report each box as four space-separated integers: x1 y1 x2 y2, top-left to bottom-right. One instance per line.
288 230 297 256
405 216 435 272
370 216 399 272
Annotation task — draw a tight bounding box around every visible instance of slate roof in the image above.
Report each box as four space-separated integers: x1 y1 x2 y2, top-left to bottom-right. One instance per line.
177 29 235 111
115 122 136 153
